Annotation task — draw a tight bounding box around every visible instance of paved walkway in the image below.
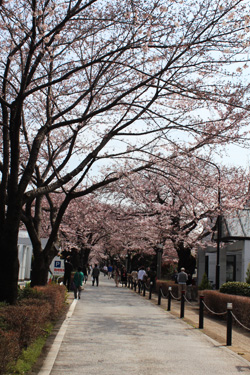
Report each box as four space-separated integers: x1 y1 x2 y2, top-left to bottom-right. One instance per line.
38 275 250 375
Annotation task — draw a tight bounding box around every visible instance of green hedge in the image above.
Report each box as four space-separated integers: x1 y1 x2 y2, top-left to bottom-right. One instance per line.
220 281 250 297
202 290 250 328
0 284 67 375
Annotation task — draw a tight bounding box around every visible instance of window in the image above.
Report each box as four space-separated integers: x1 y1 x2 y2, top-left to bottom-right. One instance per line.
226 255 236 282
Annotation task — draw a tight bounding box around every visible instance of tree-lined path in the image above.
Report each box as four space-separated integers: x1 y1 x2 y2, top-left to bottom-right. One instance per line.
38 275 250 375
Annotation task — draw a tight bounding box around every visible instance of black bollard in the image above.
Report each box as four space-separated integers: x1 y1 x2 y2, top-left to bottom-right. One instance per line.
134 282 136 292
180 290 185 318
149 282 153 300
131 280 133 290
158 287 162 305
143 283 146 297
199 295 204 329
167 287 172 311
227 303 233 346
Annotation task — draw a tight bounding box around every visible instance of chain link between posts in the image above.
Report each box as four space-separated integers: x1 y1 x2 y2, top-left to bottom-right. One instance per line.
169 290 181 301
202 300 227 316
231 312 250 331
183 294 197 305
144 285 250 334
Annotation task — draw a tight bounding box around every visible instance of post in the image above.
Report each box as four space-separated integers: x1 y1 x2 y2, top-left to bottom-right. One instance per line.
158 287 162 305
199 295 204 329
167 287 172 311
180 290 185 318
134 282 136 292
138 281 141 294
149 282 153 300
227 303 233 346
143 283 146 297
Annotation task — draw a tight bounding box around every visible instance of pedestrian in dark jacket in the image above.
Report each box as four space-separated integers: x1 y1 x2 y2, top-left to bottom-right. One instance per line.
92 264 100 286
63 256 73 292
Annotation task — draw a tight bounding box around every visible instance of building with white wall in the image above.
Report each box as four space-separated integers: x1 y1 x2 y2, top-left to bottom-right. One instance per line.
197 210 250 288
18 230 48 281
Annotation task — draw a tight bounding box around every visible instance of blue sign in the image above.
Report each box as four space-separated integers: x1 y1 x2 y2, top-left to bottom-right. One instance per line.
55 260 61 268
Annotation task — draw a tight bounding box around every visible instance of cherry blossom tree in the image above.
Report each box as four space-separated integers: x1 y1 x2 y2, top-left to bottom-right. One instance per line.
1 0 250 302
98 154 250 274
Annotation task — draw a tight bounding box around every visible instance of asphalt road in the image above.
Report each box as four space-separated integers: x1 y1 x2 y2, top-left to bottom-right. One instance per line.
38 275 250 375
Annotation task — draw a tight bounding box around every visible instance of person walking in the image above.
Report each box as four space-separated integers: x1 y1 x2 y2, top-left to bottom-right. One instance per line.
63 256 73 292
82 264 88 284
92 264 100 286
108 265 113 279
137 266 147 290
73 267 84 299
177 267 188 298
114 266 121 287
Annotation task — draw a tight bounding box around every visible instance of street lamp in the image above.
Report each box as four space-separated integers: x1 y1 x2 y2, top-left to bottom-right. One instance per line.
189 155 222 289
204 160 221 289
215 169 221 290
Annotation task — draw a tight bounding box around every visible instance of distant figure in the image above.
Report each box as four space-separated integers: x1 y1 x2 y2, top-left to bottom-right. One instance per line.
146 267 156 288
73 267 84 299
121 267 127 287
103 265 108 276
92 264 100 286
108 265 113 279
63 256 73 292
131 270 138 287
171 270 178 284
177 267 188 297
138 266 147 289
114 266 121 287
82 264 88 284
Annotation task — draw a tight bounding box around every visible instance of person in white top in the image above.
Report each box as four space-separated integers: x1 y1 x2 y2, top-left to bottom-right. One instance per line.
138 266 147 281
137 266 147 290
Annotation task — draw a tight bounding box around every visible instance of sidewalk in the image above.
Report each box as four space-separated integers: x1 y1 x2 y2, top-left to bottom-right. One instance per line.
147 288 250 362
36 275 250 375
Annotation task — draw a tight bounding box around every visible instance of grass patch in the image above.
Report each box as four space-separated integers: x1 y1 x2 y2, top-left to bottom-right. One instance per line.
6 323 53 375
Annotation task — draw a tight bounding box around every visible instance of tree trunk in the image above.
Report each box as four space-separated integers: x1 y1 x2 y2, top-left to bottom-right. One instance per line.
30 251 49 287
30 242 58 287
176 245 196 275
0 228 19 304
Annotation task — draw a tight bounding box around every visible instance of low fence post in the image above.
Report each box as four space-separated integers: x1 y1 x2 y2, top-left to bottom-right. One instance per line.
143 283 146 297
180 290 185 318
167 287 172 311
149 282 153 300
158 287 162 305
199 295 204 329
134 282 136 292
227 303 233 346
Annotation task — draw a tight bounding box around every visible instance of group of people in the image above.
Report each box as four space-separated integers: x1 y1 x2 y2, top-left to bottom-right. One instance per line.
63 257 101 299
64 257 193 300
174 267 196 299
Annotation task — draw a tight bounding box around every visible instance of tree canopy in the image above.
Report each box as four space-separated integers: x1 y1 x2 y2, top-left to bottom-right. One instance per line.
1 0 250 302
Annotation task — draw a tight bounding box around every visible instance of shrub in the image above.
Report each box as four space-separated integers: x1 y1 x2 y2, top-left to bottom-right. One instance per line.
17 284 43 301
34 284 67 320
220 281 250 297
0 284 67 374
246 263 250 284
202 290 250 328
199 273 212 290
156 280 179 298
0 329 20 374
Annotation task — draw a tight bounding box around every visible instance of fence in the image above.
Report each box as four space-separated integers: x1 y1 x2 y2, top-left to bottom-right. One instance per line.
126 279 250 347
